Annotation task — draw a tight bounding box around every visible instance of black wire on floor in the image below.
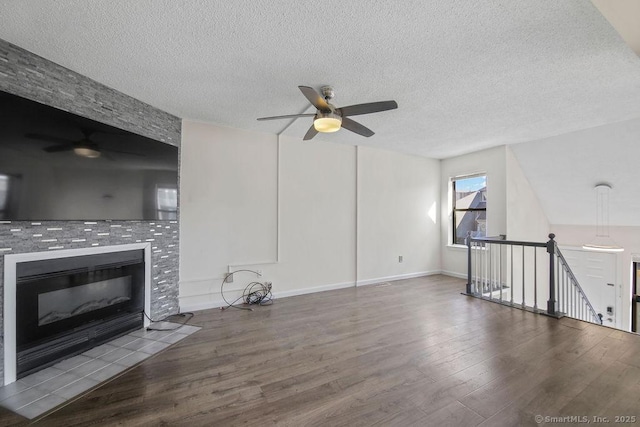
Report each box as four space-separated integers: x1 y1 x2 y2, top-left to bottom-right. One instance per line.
220 270 273 311
242 281 273 306
144 311 195 331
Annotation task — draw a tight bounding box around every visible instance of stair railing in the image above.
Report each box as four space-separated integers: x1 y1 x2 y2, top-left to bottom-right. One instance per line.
465 233 602 325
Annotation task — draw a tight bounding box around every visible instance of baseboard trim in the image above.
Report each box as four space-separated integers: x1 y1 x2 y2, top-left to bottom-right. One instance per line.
179 280 356 313
356 270 440 287
440 270 467 279
180 270 457 312
273 281 355 299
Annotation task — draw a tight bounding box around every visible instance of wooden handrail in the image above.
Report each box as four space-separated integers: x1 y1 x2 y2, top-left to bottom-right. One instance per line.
465 232 602 325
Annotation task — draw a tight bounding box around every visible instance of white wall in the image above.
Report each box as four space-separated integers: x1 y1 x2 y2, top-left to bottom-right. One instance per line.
179 121 278 309
357 146 440 284
271 134 357 293
440 146 507 277
179 121 442 311
505 146 550 241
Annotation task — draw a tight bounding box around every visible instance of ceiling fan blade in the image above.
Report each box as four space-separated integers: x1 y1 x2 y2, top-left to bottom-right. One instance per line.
26 133 76 145
303 125 318 141
257 113 315 121
339 100 398 117
341 118 374 137
298 86 330 111
43 144 74 153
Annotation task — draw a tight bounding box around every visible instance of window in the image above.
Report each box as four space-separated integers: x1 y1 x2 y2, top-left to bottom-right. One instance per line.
452 174 487 245
156 187 178 220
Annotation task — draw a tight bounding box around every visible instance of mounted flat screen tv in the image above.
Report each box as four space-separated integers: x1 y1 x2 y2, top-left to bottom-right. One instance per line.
0 90 178 221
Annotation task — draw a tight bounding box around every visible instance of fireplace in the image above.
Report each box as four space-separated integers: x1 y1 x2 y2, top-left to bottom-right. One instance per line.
4 244 151 384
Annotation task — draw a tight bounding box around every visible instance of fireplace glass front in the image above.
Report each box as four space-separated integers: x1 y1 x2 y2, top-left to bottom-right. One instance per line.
15 249 144 378
38 276 132 326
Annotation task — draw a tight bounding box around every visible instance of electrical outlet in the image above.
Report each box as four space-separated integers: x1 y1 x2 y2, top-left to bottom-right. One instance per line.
398 255 403 263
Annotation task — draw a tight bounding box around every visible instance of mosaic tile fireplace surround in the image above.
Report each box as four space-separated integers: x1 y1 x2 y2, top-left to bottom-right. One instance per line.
0 38 182 385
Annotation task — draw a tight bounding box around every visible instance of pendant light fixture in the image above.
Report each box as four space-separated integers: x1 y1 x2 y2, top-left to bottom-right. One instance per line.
582 183 624 252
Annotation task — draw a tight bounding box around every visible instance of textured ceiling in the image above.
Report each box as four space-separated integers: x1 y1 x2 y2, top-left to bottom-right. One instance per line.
0 1 640 159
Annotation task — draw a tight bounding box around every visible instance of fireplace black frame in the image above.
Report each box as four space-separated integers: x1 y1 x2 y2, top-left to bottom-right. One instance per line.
15 249 145 378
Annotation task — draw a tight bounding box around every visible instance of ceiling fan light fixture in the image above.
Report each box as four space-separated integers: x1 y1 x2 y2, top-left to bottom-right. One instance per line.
313 112 342 133
73 146 101 158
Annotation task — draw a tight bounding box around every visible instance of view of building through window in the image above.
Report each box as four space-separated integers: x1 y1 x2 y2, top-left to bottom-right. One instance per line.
452 174 487 245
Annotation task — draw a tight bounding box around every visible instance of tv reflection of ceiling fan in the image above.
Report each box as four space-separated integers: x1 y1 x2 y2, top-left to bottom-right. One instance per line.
25 128 144 159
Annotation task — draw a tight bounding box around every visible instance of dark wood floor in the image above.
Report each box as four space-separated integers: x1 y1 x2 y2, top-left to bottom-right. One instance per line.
2 275 640 426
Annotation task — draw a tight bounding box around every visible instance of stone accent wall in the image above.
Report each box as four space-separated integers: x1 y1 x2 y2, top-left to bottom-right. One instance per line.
0 40 180 146
0 39 181 383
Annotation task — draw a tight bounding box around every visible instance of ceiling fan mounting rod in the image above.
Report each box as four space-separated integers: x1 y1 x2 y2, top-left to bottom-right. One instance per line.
321 86 335 101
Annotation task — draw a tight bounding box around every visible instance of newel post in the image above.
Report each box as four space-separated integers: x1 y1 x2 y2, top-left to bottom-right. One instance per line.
546 233 557 315
466 231 472 294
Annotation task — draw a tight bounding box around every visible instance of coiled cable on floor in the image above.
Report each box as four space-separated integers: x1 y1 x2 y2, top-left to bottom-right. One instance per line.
220 270 273 311
242 281 273 306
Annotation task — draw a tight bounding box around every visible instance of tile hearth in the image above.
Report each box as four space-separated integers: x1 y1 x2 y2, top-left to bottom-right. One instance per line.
0 322 200 420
